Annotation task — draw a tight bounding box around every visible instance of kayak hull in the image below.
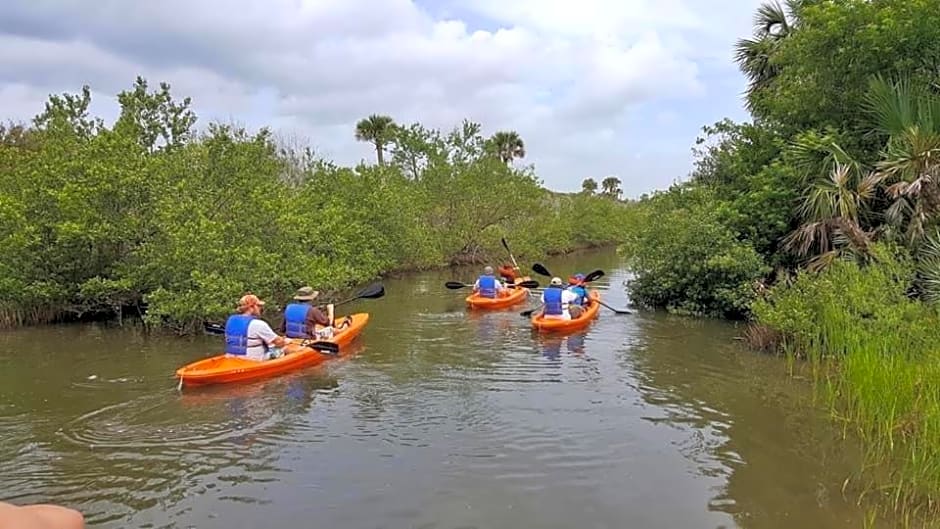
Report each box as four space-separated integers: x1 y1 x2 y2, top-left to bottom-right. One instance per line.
465 276 532 309
176 313 369 387
531 291 600 332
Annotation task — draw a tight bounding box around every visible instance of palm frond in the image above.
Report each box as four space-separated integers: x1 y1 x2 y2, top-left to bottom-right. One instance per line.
916 230 940 303
753 1 789 36
865 76 917 136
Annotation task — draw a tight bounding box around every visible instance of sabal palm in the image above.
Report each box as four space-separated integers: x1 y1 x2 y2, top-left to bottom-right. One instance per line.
601 176 622 198
786 142 881 269
489 131 525 164
865 76 940 244
355 114 395 165
734 0 803 101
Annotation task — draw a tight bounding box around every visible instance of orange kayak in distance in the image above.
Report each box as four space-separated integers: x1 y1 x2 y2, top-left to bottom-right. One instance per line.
176 313 369 388
531 291 601 332
465 277 532 309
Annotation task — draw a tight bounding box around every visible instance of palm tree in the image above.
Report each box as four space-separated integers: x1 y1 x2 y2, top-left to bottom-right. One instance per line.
601 176 622 199
581 178 598 194
785 143 881 270
865 76 940 245
488 131 525 164
734 0 803 104
355 114 396 165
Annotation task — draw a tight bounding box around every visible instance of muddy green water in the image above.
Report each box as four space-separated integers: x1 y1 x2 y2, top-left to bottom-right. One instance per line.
1 249 886 528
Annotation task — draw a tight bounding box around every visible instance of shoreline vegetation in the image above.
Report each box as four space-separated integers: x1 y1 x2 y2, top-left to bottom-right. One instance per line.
620 0 940 523
0 79 630 332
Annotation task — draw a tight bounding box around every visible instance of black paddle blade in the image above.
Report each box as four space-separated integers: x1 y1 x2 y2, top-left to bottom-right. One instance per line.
583 269 605 283
357 283 385 299
445 281 469 290
305 340 340 354
520 309 537 318
501 237 512 253
531 263 552 277
515 279 540 289
203 322 225 335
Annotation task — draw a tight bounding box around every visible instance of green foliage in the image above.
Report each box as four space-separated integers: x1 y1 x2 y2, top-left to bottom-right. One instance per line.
621 187 770 318
626 0 940 517
0 80 632 329
754 246 940 512
749 0 940 149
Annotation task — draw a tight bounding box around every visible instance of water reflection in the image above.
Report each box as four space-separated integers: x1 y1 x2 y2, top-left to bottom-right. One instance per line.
624 314 883 528
0 249 892 528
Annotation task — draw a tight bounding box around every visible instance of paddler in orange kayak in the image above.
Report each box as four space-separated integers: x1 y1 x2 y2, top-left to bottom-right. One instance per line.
278 286 337 339
473 265 507 299
224 294 293 361
535 277 580 320
498 264 521 283
566 273 589 318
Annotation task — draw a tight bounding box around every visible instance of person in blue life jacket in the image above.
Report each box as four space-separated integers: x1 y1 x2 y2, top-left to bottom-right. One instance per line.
536 277 580 320
566 273 589 318
473 265 506 299
277 286 350 340
224 294 293 362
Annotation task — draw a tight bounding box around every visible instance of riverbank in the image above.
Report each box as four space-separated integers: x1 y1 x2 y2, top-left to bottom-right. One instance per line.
619 1 940 523
0 81 632 332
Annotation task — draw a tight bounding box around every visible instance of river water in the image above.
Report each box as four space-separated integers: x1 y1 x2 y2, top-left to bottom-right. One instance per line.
0 249 885 528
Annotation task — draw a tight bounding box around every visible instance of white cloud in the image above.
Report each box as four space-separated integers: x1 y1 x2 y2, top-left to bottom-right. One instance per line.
0 0 764 193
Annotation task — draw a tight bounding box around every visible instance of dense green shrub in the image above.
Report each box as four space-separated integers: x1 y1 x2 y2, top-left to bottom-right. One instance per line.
621 187 769 318
0 80 631 330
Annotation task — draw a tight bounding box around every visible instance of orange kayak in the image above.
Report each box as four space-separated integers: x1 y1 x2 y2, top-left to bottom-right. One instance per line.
176 313 369 387
531 291 601 332
466 276 532 309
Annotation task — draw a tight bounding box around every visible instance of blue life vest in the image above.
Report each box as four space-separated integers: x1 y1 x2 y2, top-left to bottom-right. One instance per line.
284 303 312 338
224 314 256 355
570 285 588 305
543 287 564 315
478 274 497 298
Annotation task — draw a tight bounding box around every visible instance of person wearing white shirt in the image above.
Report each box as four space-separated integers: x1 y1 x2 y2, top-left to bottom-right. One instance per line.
223 294 293 361
537 277 580 320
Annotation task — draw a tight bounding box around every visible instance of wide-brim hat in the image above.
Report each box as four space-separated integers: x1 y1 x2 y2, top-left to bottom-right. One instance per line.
293 286 320 301
550 277 563 286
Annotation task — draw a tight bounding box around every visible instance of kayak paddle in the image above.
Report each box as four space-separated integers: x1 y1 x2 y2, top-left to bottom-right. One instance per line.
501 237 521 269
203 322 225 335
532 264 605 285
597 299 632 314
333 282 385 306
200 324 340 353
300 340 341 354
532 263 552 278
445 280 539 290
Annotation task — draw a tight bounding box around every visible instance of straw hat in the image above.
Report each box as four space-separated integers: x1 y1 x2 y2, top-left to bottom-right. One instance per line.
293 286 320 301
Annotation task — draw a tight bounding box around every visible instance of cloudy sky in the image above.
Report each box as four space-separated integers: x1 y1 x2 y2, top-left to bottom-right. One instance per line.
0 0 762 196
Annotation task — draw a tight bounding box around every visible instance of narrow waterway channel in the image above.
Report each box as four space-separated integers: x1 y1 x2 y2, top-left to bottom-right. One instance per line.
0 249 885 528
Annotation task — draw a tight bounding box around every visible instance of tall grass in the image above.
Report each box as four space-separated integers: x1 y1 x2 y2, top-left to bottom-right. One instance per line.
753 245 940 521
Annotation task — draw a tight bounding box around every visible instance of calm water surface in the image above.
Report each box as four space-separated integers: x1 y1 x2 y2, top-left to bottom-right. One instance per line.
0 250 884 528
